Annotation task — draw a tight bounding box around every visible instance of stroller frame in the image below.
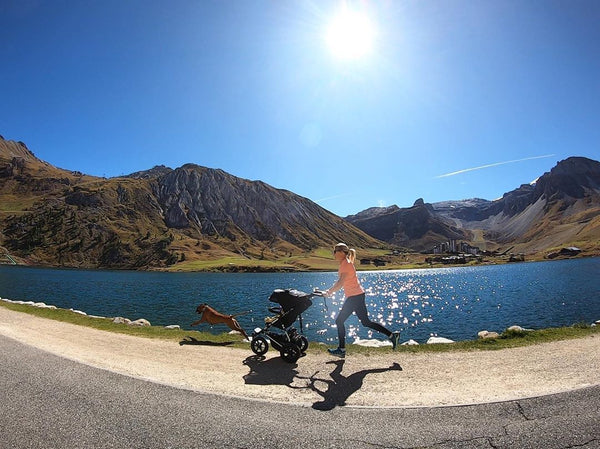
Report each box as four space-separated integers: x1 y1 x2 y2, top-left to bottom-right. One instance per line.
250 288 322 363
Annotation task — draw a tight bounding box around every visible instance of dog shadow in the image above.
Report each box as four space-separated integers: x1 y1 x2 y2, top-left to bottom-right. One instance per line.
242 355 299 386
298 359 403 411
179 336 233 347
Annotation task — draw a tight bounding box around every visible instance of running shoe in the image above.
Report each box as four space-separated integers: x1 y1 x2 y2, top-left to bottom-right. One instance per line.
328 347 346 358
389 332 400 350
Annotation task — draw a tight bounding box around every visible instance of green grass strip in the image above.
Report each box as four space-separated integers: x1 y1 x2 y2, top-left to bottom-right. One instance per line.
1 300 598 354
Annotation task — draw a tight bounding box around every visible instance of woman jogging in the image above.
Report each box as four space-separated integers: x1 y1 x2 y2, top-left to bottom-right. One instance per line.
324 243 400 357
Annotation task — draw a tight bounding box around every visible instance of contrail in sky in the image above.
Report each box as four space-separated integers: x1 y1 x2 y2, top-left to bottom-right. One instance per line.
315 193 354 203
435 154 556 178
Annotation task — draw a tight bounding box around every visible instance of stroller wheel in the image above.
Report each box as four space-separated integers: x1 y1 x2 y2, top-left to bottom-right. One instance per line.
296 335 309 353
280 343 301 363
251 336 269 356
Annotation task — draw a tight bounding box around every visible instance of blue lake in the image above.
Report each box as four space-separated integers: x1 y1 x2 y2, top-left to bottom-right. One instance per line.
1 257 599 344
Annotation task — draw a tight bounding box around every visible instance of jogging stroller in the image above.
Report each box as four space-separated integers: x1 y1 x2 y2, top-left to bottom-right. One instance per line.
250 288 322 363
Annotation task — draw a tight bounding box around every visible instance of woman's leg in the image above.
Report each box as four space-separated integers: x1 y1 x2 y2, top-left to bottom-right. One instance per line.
353 294 392 337
335 296 360 349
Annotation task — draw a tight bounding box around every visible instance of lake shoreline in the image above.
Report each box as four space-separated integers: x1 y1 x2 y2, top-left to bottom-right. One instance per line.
2 257 599 345
2 252 598 274
1 298 598 351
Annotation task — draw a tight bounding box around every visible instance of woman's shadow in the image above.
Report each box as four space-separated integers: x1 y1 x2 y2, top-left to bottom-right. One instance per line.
243 355 402 411
297 359 402 411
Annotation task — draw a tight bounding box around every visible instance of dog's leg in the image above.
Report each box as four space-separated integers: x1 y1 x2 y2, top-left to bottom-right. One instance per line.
191 311 206 327
231 319 249 340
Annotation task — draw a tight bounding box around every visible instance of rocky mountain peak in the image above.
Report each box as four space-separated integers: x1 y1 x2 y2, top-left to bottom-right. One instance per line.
151 163 378 248
344 205 400 222
534 156 600 200
125 165 173 179
0 136 36 161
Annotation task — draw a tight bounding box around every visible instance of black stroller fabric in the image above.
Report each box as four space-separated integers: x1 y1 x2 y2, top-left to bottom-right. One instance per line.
268 289 313 329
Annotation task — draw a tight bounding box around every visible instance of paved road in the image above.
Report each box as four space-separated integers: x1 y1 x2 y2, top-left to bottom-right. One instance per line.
1 335 599 449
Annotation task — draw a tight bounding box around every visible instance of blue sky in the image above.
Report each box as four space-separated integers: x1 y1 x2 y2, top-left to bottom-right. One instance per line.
1 1 599 217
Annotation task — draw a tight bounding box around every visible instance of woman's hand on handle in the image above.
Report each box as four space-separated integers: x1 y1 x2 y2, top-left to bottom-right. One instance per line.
313 288 330 297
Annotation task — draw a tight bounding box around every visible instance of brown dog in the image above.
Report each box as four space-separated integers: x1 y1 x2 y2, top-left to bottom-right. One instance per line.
191 304 249 340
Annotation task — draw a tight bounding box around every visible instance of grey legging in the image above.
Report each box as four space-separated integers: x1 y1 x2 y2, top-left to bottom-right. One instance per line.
335 293 392 348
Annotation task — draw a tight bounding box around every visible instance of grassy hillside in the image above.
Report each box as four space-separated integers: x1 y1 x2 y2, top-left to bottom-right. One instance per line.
0 138 389 271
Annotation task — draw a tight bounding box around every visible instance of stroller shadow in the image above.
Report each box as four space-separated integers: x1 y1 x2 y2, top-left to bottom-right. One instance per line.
242 355 402 411
243 355 299 386
298 360 403 411
179 336 233 347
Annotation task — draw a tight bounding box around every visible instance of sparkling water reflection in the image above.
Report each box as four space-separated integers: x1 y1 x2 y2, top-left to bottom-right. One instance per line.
1 257 599 344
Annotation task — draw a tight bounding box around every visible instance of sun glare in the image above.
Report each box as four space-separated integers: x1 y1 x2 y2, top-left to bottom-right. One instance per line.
325 9 375 61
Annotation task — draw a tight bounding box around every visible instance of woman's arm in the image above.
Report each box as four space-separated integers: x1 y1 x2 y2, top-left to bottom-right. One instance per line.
326 270 348 297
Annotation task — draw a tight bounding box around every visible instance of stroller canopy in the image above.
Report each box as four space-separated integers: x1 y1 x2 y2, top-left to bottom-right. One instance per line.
268 289 313 329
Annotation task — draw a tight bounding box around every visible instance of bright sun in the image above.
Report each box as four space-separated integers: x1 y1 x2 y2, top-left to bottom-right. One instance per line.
325 9 375 61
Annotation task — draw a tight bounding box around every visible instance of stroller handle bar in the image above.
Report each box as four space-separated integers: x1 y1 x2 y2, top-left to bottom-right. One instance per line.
311 288 328 310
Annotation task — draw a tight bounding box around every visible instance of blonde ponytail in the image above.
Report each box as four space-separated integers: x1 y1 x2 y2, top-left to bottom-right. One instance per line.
348 248 357 264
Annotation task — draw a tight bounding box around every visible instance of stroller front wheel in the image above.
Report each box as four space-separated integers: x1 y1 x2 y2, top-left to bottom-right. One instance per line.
251 336 269 356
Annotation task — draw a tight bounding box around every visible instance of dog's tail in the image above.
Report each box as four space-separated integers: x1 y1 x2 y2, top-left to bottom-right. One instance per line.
231 310 252 318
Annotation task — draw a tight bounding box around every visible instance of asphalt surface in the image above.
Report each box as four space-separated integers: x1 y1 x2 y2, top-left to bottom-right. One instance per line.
1 335 599 449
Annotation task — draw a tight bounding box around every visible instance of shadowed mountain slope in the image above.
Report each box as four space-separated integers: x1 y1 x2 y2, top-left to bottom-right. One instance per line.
0 136 380 270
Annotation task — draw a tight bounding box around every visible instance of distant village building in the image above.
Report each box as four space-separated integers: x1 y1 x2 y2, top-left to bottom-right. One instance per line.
359 258 386 267
546 247 581 259
508 253 525 262
432 239 480 255
459 242 480 255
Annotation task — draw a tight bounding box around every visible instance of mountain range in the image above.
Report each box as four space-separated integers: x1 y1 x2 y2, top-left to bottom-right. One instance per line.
1 135 599 270
346 157 600 255
0 136 379 270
